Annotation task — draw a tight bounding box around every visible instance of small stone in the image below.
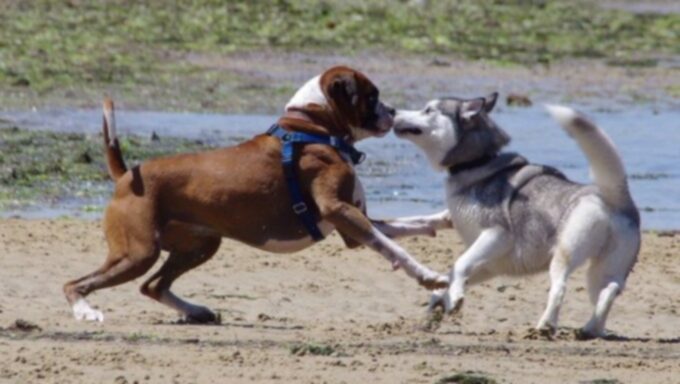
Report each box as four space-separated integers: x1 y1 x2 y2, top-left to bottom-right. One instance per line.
506 93 532 107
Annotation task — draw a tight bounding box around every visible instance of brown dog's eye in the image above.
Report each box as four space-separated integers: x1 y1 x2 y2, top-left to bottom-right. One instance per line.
368 95 377 108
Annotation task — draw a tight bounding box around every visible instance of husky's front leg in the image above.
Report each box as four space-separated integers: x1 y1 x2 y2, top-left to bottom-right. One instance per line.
430 227 512 314
371 210 452 239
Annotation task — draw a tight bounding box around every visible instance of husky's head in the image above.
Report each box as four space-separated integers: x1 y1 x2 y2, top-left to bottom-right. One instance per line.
393 93 510 170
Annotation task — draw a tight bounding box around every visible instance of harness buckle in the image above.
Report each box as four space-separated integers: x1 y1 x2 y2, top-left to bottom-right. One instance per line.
292 202 308 214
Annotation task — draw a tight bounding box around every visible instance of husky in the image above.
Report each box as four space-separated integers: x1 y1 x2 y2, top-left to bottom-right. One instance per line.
391 93 640 339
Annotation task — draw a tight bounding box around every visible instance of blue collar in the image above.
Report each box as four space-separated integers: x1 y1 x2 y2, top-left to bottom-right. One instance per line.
266 124 365 165
267 124 365 241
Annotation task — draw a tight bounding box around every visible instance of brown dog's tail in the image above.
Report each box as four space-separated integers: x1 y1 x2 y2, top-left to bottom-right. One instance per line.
102 98 127 181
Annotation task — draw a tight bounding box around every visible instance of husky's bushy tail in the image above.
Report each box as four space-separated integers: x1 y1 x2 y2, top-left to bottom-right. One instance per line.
545 105 634 210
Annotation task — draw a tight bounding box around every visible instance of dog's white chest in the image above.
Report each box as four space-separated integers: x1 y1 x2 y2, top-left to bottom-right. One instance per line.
445 185 483 245
449 208 482 245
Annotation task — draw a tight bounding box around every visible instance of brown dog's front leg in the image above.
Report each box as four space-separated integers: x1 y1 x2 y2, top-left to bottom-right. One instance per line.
370 210 453 239
320 201 449 290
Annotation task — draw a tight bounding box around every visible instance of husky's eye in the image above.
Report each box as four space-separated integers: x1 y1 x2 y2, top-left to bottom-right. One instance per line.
424 106 435 114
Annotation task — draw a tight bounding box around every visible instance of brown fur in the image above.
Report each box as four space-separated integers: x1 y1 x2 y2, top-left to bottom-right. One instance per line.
63 66 443 323
102 98 126 180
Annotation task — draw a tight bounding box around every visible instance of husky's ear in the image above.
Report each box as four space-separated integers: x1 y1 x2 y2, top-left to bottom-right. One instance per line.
460 93 498 121
484 92 498 113
460 98 485 120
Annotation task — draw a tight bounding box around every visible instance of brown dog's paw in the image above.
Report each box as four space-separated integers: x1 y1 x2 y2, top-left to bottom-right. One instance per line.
418 275 450 290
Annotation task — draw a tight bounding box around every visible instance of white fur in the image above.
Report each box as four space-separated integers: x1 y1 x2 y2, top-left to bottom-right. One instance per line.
103 103 116 146
285 75 327 111
72 298 104 322
545 104 631 210
394 103 458 169
429 226 511 313
349 125 375 141
535 195 610 330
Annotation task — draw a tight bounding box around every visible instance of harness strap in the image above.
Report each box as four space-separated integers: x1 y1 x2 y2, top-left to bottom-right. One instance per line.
267 125 365 165
267 124 365 241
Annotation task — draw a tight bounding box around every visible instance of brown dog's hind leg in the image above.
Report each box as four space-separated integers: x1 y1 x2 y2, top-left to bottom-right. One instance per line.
140 223 222 323
63 204 161 322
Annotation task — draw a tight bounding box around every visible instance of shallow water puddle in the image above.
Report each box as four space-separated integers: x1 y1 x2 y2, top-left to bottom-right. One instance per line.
1 105 678 229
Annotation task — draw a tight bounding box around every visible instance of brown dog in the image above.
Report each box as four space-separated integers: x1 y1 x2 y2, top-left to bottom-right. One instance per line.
63 66 450 322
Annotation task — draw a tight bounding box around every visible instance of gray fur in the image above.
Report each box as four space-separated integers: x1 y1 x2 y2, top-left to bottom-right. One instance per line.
437 98 510 168
393 97 641 337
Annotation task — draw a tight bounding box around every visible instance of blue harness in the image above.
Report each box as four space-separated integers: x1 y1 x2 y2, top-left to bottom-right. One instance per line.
267 124 365 241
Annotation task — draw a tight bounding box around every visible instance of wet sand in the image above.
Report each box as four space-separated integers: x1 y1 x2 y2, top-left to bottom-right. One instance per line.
0 219 678 383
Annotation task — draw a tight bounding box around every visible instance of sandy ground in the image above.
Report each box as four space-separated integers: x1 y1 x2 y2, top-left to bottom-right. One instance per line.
0 219 678 383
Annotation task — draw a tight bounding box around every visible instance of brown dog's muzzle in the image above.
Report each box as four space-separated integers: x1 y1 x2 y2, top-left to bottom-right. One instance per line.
373 102 396 136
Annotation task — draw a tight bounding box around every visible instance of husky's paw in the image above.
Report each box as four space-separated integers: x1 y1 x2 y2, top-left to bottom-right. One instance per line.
427 289 447 312
449 295 465 315
574 327 600 341
428 289 464 315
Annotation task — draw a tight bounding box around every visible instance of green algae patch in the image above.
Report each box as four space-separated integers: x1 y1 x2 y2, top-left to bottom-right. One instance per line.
0 126 216 210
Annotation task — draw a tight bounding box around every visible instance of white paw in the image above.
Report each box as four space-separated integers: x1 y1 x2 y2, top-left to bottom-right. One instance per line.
448 293 465 314
72 299 104 322
428 289 464 314
427 289 448 312
535 315 557 332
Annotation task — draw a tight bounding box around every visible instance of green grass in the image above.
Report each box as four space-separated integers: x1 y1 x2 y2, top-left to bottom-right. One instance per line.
1 0 678 94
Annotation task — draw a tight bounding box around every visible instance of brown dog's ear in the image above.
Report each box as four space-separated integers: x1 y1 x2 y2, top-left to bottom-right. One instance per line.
328 73 359 108
484 92 499 113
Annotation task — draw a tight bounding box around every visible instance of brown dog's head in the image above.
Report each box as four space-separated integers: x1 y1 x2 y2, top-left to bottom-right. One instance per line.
285 66 395 142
